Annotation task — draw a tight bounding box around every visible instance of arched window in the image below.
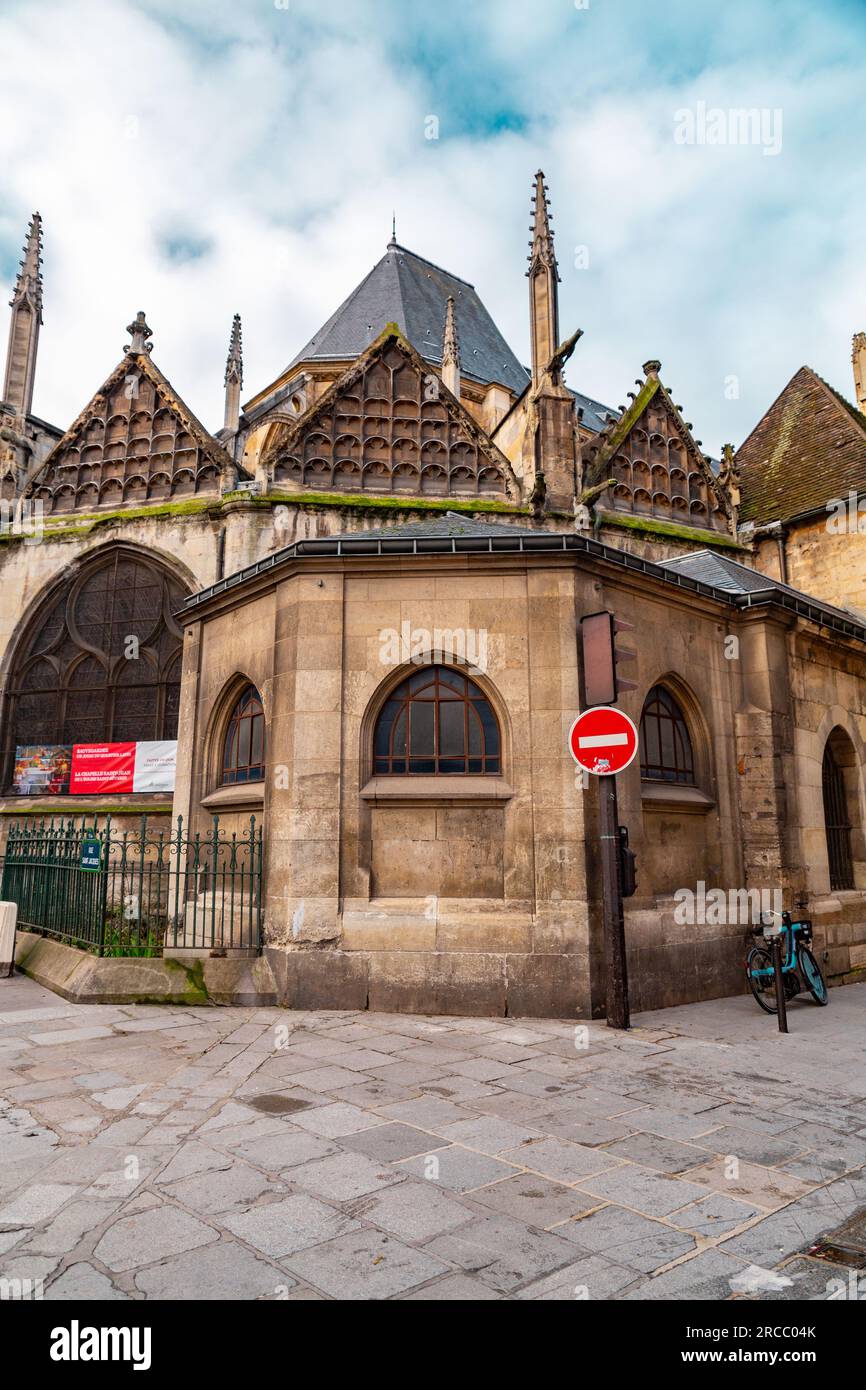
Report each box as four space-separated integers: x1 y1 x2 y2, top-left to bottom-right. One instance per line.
823 731 855 890
222 685 265 785
374 665 500 775
639 685 695 784
5 548 186 786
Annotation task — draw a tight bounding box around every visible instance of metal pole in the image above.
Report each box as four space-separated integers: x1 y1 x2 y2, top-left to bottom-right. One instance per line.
772 932 788 1033
599 773 629 1030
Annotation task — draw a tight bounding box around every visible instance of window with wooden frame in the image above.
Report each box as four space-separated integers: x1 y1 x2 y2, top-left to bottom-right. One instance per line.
639 685 695 785
221 685 265 785
373 665 500 775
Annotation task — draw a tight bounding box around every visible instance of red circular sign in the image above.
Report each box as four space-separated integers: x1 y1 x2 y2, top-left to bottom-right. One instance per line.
568 706 639 776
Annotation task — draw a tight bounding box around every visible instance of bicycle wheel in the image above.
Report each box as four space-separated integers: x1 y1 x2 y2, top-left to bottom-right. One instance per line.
798 946 828 1005
746 947 777 1012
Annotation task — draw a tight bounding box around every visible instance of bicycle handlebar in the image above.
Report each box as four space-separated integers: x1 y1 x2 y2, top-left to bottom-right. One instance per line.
750 918 811 937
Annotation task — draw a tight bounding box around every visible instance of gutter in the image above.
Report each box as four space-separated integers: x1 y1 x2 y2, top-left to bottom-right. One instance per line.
181 528 866 648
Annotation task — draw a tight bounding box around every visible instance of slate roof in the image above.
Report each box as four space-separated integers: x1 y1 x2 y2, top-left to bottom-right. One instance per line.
285 241 530 396
185 524 866 648
659 550 778 593
330 511 541 542
571 389 619 435
736 365 866 526
659 548 866 624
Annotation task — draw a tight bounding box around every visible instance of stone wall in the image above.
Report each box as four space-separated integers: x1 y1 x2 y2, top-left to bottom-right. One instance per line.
753 516 866 618
4 491 866 1017
173 541 866 1017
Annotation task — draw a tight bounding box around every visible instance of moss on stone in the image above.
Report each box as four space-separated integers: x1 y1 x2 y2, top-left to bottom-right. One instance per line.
593 379 660 464
597 509 745 550
1 804 170 817
1 497 217 545
0 491 531 547
163 955 210 1005
261 492 529 516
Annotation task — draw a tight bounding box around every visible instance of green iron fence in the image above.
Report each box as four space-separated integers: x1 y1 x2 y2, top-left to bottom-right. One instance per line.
0 814 263 956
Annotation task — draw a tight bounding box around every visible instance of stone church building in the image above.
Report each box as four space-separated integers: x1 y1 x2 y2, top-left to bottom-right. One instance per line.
2 174 866 1017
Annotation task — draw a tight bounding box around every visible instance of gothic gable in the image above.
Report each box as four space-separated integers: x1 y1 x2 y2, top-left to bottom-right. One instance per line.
263 330 518 501
584 365 732 536
24 354 234 516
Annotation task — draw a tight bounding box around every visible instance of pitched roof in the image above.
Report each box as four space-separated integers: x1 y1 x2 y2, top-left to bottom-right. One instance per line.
736 365 866 526
331 511 540 542
659 548 866 624
583 365 732 534
184 520 866 649
285 240 530 396
571 388 619 435
264 327 521 500
659 549 780 594
23 349 240 510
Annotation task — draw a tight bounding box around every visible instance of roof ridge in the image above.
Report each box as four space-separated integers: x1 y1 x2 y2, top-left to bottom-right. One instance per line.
388 241 475 289
24 349 234 495
807 365 866 441
262 328 520 495
737 363 866 526
734 365 811 461
280 241 527 396
280 256 394 376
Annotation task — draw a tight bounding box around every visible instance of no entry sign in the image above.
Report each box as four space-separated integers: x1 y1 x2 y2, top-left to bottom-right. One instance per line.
568 706 639 776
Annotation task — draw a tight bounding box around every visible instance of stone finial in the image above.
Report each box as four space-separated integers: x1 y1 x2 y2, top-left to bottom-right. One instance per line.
642 359 662 379
442 295 460 399
9 212 43 316
2 212 45 418
224 313 243 432
719 442 741 517
527 170 558 278
527 171 561 387
852 332 866 415
124 311 153 356
225 313 243 387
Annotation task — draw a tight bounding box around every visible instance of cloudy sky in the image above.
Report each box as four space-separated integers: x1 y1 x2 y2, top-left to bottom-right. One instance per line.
1 0 864 453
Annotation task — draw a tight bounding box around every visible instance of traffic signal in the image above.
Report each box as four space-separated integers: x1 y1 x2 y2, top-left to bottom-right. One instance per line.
619 825 637 898
580 610 637 707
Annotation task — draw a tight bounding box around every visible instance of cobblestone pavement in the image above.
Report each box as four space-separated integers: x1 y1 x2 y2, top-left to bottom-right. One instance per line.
1 973 864 1301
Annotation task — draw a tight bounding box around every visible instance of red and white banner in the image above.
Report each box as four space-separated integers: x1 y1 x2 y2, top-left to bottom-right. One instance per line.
69 741 177 795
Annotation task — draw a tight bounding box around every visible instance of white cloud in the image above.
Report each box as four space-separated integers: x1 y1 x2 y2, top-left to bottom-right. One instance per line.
0 0 864 453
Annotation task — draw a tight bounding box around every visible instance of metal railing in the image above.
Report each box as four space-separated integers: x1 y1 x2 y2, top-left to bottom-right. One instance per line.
0 814 263 956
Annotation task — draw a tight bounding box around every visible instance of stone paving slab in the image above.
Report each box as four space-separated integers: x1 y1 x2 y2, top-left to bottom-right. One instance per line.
1 972 865 1300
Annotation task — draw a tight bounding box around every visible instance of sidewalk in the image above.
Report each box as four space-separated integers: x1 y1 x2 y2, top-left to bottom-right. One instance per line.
0 973 864 1300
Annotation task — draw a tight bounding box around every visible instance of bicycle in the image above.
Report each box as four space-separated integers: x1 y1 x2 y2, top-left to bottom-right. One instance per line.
745 910 828 1013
